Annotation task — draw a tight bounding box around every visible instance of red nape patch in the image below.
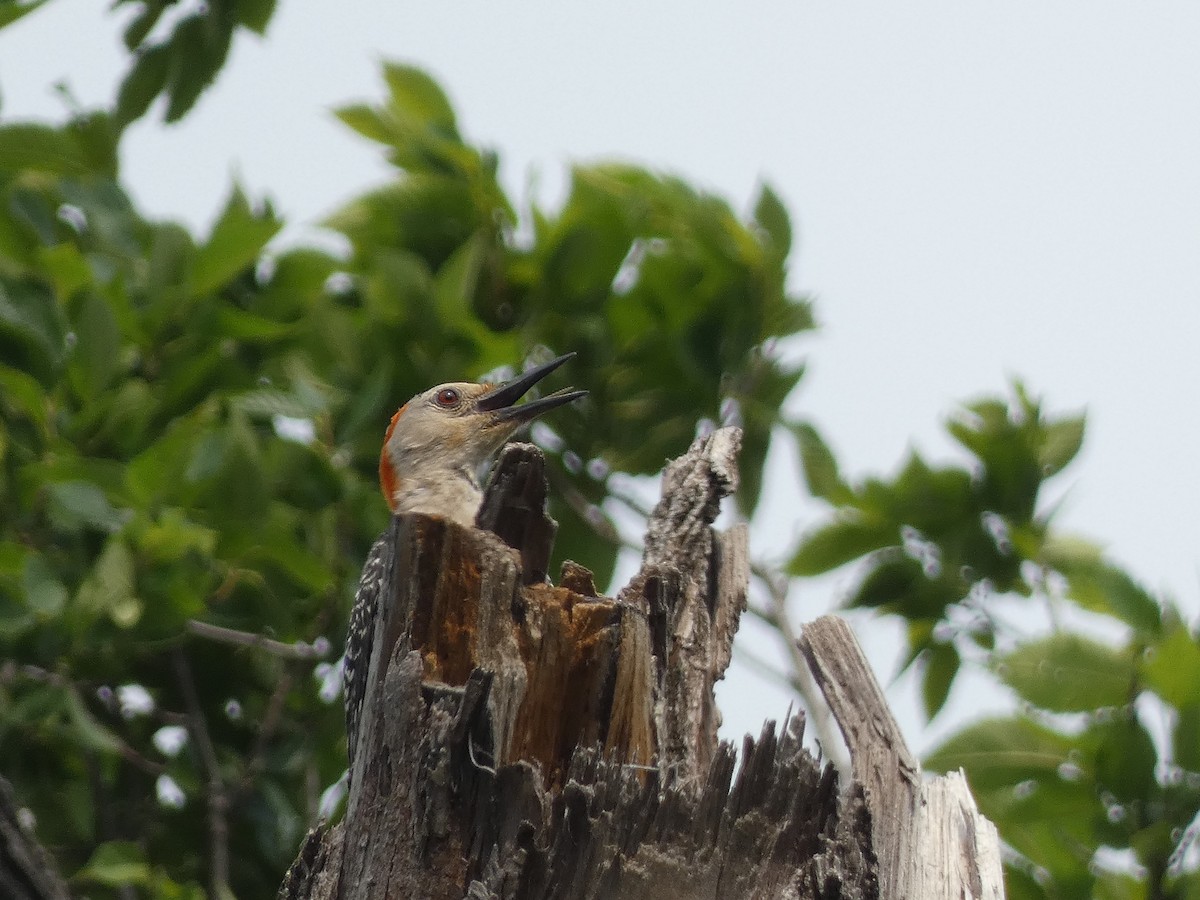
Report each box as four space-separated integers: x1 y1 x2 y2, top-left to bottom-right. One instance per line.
379 403 406 511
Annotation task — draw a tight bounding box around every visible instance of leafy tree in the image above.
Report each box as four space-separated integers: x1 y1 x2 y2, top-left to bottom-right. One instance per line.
0 9 804 896
789 390 1200 899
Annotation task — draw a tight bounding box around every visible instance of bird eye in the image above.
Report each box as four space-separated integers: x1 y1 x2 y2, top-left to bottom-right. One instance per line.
434 388 460 408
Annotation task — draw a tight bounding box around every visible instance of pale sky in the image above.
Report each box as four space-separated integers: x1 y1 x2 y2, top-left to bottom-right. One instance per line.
3 2 1199 753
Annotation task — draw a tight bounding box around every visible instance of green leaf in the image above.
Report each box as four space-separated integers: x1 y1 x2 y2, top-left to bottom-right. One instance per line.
216 306 296 342
1000 866 1045 900
199 413 270 527
336 357 393 444
0 116 115 177
0 123 92 175
0 0 48 31
21 553 67 618
69 291 122 398
787 517 893 576
998 634 1133 712
35 243 92 297
269 441 342 511
75 537 141 627
1174 702 1200 772
231 388 315 420
433 231 485 322
162 13 233 123
991 771 1102 833
334 103 393 145
45 481 127 534
121 0 166 49
0 276 67 385
115 44 171 128
752 182 791 260
921 641 960 719
848 557 960 618
64 691 125 755
143 222 196 323
1089 716 1158 803
133 508 218 562
191 186 282 295
926 716 1074 789
0 363 50 433
791 421 849 504
1045 544 1162 637
236 0 276 34
1039 414 1086 475
1129 821 1175 875
1143 625 1200 709
76 840 151 887
247 532 333 593
382 62 458 134
1091 873 1149 900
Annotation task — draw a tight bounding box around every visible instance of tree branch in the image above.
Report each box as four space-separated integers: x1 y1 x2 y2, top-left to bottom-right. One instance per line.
0 776 70 900
0 662 166 777
186 619 328 661
749 562 851 777
171 648 231 899
238 670 295 797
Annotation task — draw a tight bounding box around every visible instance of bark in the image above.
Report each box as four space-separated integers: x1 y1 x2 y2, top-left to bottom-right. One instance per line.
280 432 1003 900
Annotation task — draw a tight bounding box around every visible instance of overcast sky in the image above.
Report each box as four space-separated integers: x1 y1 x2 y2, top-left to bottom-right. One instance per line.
3 2 1199 752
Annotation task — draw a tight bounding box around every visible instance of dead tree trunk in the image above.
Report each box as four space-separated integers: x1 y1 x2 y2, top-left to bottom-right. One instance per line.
280 428 1004 900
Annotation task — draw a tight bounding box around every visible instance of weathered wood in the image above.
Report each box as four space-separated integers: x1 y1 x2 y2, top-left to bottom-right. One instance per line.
798 616 1004 900
476 442 557 586
630 428 748 782
914 772 1004 900
797 617 919 899
281 431 1002 900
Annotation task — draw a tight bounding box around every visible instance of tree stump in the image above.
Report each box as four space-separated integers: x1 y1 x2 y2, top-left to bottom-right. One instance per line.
279 429 1004 900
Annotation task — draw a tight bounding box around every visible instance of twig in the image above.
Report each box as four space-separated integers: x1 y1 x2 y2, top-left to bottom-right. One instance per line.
1 662 166 776
730 643 799 690
171 648 231 899
113 740 167 777
186 619 328 661
238 670 295 796
749 562 851 777
544 465 626 545
605 480 655 520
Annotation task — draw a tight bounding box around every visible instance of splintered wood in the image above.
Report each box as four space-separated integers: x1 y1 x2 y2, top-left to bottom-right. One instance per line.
280 431 1004 900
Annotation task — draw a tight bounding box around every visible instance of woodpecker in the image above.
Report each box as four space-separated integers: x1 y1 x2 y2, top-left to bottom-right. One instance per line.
344 353 585 772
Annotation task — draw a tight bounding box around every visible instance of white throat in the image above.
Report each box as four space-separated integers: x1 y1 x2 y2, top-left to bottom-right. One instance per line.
390 462 483 528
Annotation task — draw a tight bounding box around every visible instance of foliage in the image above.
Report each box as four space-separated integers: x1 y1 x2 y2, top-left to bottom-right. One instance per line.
114 0 279 127
0 13 807 895
791 389 1200 898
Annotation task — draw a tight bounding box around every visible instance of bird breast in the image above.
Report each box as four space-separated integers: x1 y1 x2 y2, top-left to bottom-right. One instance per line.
389 472 482 528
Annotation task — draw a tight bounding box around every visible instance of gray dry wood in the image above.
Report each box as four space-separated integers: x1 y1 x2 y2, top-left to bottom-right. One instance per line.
798 616 1003 900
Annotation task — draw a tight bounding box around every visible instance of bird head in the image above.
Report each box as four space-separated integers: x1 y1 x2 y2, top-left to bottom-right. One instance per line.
379 353 586 517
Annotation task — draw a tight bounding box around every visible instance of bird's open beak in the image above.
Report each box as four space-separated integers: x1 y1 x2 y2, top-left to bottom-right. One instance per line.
476 353 587 424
